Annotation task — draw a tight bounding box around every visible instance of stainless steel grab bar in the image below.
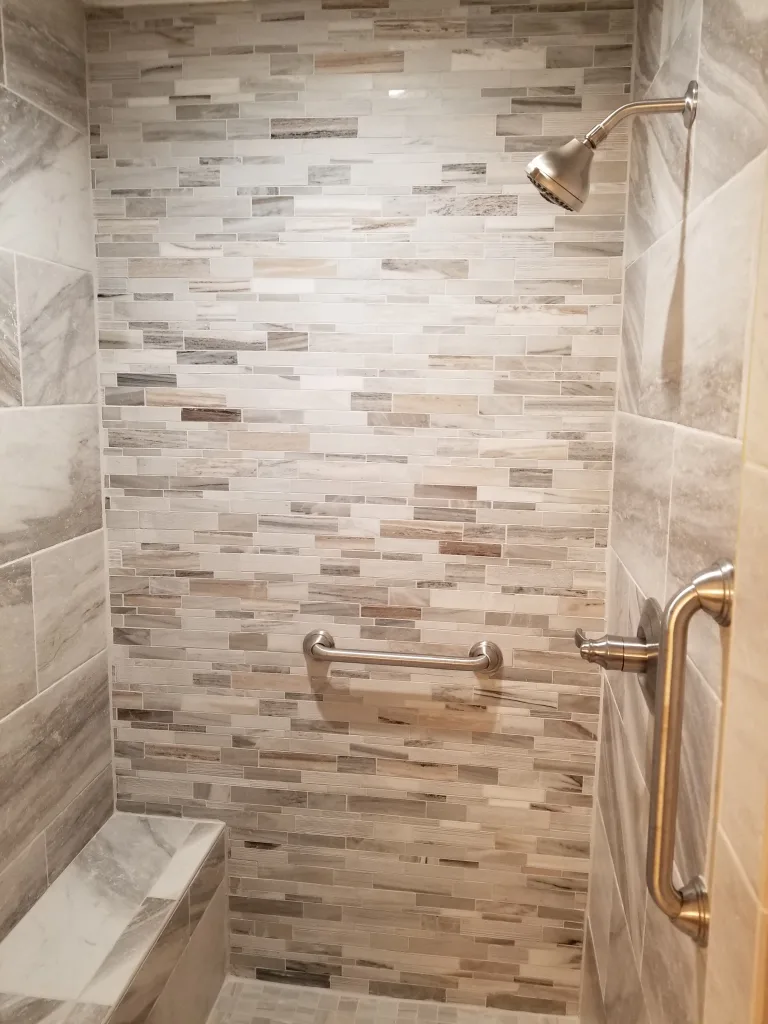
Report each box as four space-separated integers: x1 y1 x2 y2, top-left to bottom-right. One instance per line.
302 630 503 675
646 560 734 946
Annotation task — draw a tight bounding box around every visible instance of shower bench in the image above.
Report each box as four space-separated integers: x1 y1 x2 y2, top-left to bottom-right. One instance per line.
0 813 227 1024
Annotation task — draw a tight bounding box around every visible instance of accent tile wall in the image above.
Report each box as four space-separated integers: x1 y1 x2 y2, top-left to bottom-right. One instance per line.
0 0 112 945
86 0 634 1011
582 0 768 1021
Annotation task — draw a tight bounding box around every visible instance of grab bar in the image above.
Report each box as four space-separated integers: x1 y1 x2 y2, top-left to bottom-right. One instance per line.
302 630 503 675
647 560 734 947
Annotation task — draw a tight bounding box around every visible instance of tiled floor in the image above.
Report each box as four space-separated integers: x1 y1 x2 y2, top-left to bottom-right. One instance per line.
207 979 578 1024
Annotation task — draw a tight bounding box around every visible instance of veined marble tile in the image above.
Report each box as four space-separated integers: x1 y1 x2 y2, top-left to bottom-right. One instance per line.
681 152 765 436
78 898 176 1008
0 995 107 1024
44 767 114 886
32 530 107 691
109 899 191 1024
0 813 198 1002
17 257 97 406
3 0 88 133
148 822 224 902
612 411 674 601
0 404 101 563
0 557 36 719
0 88 94 271
0 650 110 874
0 837 47 946
693 0 768 208
0 250 21 408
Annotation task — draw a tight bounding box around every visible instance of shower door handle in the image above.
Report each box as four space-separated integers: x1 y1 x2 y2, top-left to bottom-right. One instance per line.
646 560 734 946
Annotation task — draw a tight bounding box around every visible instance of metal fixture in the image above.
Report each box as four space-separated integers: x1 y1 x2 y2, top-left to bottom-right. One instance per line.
646 560 734 947
575 598 662 703
526 80 699 212
302 630 503 675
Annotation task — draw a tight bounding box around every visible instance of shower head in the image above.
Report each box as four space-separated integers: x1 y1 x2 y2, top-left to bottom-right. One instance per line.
526 80 699 213
526 138 595 212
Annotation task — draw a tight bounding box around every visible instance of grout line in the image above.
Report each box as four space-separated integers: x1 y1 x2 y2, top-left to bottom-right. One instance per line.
0 525 104 576
0 645 108 728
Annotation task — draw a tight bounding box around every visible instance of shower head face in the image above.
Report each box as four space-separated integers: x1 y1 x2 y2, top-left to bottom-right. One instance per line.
525 138 595 212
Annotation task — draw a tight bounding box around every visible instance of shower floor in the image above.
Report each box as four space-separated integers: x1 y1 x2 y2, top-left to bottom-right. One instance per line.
207 978 577 1024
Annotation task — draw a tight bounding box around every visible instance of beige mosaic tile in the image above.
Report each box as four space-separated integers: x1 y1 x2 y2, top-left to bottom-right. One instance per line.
88 0 632 1013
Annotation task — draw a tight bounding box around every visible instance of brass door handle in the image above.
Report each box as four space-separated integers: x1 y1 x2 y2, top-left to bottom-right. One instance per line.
646 560 734 946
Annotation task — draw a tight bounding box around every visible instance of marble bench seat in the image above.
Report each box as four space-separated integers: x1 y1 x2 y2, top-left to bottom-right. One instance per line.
0 813 227 1024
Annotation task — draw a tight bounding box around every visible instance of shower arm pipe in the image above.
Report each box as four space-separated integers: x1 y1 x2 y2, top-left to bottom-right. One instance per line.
584 86 697 148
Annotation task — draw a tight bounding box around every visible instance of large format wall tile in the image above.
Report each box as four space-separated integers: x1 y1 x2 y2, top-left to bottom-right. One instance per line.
2 0 87 132
0 651 111 869
0 0 109 976
32 530 107 691
612 412 674 600
0 250 20 408
667 427 740 693
0 405 101 564
0 87 94 272
681 152 765 436
692 0 768 208
17 257 97 406
0 558 36 719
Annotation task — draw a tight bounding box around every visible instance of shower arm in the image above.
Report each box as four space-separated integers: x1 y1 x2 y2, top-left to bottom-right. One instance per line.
584 81 698 148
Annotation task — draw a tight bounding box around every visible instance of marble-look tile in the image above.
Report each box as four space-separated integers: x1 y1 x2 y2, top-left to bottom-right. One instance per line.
110 898 190 1024
580 926 608 1024
0 813 196 1002
0 836 47 945
44 767 114 886
208 977 577 1024
3 0 87 132
0 996 107 1024
667 427 741 694
640 893 701 1024
618 253 646 415
631 155 763 436
189 835 225 931
0 650 110 871
17 257 97 406
79 898 176 1008
612 412 675 601
0 558 36 719
32 530 107 691
0 404 101 564
681 152 765 436
692 0 768 208
0 249 21 408
0 88 94 271
597 686 649 960
603 896 651 1024
625 5 700 264
148 823 224 903
717 462 768 892
145 883 227 1024
702 829 760 1024
633 0 664 96
585 807 614 995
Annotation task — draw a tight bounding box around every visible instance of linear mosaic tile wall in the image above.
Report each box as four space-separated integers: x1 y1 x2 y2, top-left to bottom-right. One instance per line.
86 0 633 1012
0 0 112 945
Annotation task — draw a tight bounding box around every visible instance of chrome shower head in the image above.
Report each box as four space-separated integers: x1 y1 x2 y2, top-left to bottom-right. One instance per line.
526 138 595 212
526 80 699 213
